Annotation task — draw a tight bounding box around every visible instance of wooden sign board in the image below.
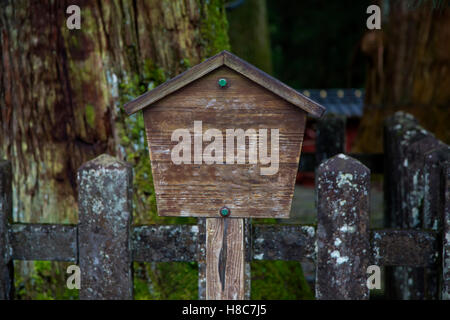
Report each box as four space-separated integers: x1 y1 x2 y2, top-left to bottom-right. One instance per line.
125 51 324 218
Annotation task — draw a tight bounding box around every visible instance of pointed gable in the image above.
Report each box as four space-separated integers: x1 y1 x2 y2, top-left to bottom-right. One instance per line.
125 50 325 117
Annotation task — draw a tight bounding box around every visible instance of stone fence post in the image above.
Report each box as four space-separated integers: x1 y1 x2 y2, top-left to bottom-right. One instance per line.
0 160 13 300
78 154 134 300
316 154 370 299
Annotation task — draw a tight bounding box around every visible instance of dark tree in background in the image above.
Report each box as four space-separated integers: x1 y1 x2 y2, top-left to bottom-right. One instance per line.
0 0 229 299
354 0 450 152
0 0 229 224
227 0 273 73
266 0 449 153
267 0 371 89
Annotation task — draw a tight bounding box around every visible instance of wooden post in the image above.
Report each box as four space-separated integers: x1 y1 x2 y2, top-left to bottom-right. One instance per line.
78 154 133 300
315 115 346 165
0 160 13 300
200 218 251 300
206 218 245 300
316 154 370 300
443 162 450 300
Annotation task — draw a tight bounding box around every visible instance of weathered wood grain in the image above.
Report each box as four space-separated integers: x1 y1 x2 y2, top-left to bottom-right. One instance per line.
206 218 245 300
223 52 325 117
125 52 224 115
202 218 250 300
144 66 306 218
125 51 325 117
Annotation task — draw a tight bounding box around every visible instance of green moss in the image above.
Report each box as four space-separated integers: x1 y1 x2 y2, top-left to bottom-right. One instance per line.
181 58 192 69
115 58 196 225
85 104 95 128
251 261 314 300
199 0 230 57
253 218 278 224
14 261 79 300
227 0 273 73
68 33 80 50
134 262 198 300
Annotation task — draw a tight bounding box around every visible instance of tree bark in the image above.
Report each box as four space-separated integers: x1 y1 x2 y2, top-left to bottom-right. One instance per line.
353 0 450 153
227 0 272 73
0 0 229 223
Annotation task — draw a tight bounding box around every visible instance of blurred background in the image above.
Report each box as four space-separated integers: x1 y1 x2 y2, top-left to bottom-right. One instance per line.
0 0 449 299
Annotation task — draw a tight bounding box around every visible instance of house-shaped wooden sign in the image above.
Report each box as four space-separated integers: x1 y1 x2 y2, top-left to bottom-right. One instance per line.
125 51 324 218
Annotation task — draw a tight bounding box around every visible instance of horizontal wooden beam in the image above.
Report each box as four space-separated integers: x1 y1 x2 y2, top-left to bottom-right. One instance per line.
8 224 439 268
10 223 77 262
370 229 438 267
252 226 438 268
252 225 316 262
132 225 199 262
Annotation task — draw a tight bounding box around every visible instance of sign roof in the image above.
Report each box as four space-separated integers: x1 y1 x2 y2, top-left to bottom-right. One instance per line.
125 50 325 117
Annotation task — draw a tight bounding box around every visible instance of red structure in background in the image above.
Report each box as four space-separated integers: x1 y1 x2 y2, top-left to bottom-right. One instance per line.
295 88 365 186
296 117 360 187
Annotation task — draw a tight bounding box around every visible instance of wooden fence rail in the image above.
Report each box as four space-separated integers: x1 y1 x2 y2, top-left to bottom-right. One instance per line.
0 112 448 300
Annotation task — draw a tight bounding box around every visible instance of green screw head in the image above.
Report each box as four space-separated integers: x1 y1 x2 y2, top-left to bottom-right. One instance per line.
219 206 231 217
218 78 228 88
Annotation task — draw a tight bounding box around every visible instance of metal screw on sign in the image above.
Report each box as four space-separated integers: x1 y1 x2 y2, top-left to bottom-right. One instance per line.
218 78 228 88
219 206 231 217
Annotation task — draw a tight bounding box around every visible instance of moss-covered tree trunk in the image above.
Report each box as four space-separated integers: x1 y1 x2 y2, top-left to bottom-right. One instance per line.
0 0 229 299
353 0 449 152
0 0 229 224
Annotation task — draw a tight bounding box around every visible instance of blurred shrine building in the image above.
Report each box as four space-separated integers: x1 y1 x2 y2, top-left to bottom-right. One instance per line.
297 88 364 186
